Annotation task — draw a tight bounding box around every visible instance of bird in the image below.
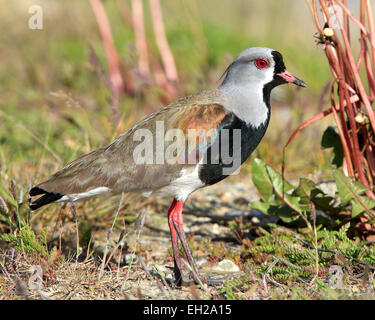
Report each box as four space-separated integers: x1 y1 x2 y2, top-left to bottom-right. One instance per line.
28 47 306 286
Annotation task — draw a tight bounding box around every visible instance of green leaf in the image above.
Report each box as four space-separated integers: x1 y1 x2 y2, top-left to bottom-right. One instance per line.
251 158 303 215
252 158 274 202
250 200 300 223
351 196 375 217
276 206 301 223
321 126 343 167
264 165 302 213
265 164 295 194
333 170 361 204
334 170 375 218
293 178 317 203
352 181 369 194
312 194 341 213
250 200 274 214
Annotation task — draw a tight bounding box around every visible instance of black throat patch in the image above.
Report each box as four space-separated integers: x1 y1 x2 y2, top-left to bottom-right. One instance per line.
262 50 287 108
271 50 286 75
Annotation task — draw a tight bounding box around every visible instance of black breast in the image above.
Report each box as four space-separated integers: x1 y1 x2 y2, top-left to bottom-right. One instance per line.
198 112 270 185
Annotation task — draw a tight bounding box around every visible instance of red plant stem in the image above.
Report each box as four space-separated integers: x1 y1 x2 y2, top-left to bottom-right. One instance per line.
356 44 364 71
365 0 375 77
319 0 331 26
304 0 375 205
363 45 375 98
334 0 374 45
360 1 375 98
284 94 360 148
339 46 356 90
131 0 150 78
361 131 374 188
117 0 176 102
364 130 375 185
324 45 356 159
340 76 369 187
149 0 179 83
115 0 132 26
90 0 124 123
149 53 178 103
330 84 355 177
306 0 323 36
282 105 333 190
330 0 375 134
336 45 369 185
319 1 354 88
336 0 375 91
326 1 373 186
90 0 124 94
342 0 350 45
285 108 333 148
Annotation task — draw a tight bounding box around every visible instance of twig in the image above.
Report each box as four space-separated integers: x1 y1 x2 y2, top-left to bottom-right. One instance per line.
138 255 152 278
99 193 125 279
262 258 281 293
70 203 80 265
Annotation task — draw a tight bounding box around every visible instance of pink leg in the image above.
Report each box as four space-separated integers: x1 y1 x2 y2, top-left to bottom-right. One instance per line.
167 198 202 285
168 199 183 284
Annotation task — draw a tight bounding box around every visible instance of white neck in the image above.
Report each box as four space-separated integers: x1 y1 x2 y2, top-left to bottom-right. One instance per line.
218 81 269 128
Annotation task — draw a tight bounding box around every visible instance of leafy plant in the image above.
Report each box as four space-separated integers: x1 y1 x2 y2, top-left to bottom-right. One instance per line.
0 224 47 255
280 0 375 237
220 279 238 300
304 0 375 191
251 158 339 227
0 181 63 263
250 158 375 235
0 181 47 255
245 225 375 291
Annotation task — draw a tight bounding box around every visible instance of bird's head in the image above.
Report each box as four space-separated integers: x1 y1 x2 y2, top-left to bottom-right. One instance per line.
220 47 307 91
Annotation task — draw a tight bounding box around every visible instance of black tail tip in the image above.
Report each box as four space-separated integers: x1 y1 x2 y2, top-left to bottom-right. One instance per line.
29 187 63 211
29 186 46 197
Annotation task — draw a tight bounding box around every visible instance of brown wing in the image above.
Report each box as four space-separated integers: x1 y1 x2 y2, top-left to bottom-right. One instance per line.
33 92 227 196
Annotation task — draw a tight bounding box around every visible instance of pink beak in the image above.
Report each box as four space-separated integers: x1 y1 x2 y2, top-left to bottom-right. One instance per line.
277 70 307 87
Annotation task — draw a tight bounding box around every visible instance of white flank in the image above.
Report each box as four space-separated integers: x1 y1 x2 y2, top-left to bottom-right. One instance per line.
57 187 110 202
153 165 204 201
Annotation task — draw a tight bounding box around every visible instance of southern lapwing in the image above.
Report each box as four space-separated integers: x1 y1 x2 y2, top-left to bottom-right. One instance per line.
29 47 306 286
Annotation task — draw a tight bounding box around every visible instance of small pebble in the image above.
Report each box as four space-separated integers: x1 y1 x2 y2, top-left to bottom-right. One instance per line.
212 259 239 272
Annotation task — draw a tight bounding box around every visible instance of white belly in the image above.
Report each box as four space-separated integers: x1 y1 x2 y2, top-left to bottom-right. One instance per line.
151 166 204 201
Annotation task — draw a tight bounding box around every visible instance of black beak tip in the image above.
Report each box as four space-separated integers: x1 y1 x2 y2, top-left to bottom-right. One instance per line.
293 78 307 88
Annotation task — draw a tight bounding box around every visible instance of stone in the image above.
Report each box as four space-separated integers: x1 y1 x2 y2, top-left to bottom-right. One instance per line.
212 259 239 272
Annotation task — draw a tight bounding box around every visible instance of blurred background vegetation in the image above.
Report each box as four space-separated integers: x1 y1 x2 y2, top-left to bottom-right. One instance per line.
0 0 346 190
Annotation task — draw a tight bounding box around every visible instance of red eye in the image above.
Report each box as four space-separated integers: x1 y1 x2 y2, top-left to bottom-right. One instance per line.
255 59 269 69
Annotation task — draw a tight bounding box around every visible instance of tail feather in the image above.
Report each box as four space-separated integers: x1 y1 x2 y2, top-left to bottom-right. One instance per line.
29 187 63 210
29 186 46 196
